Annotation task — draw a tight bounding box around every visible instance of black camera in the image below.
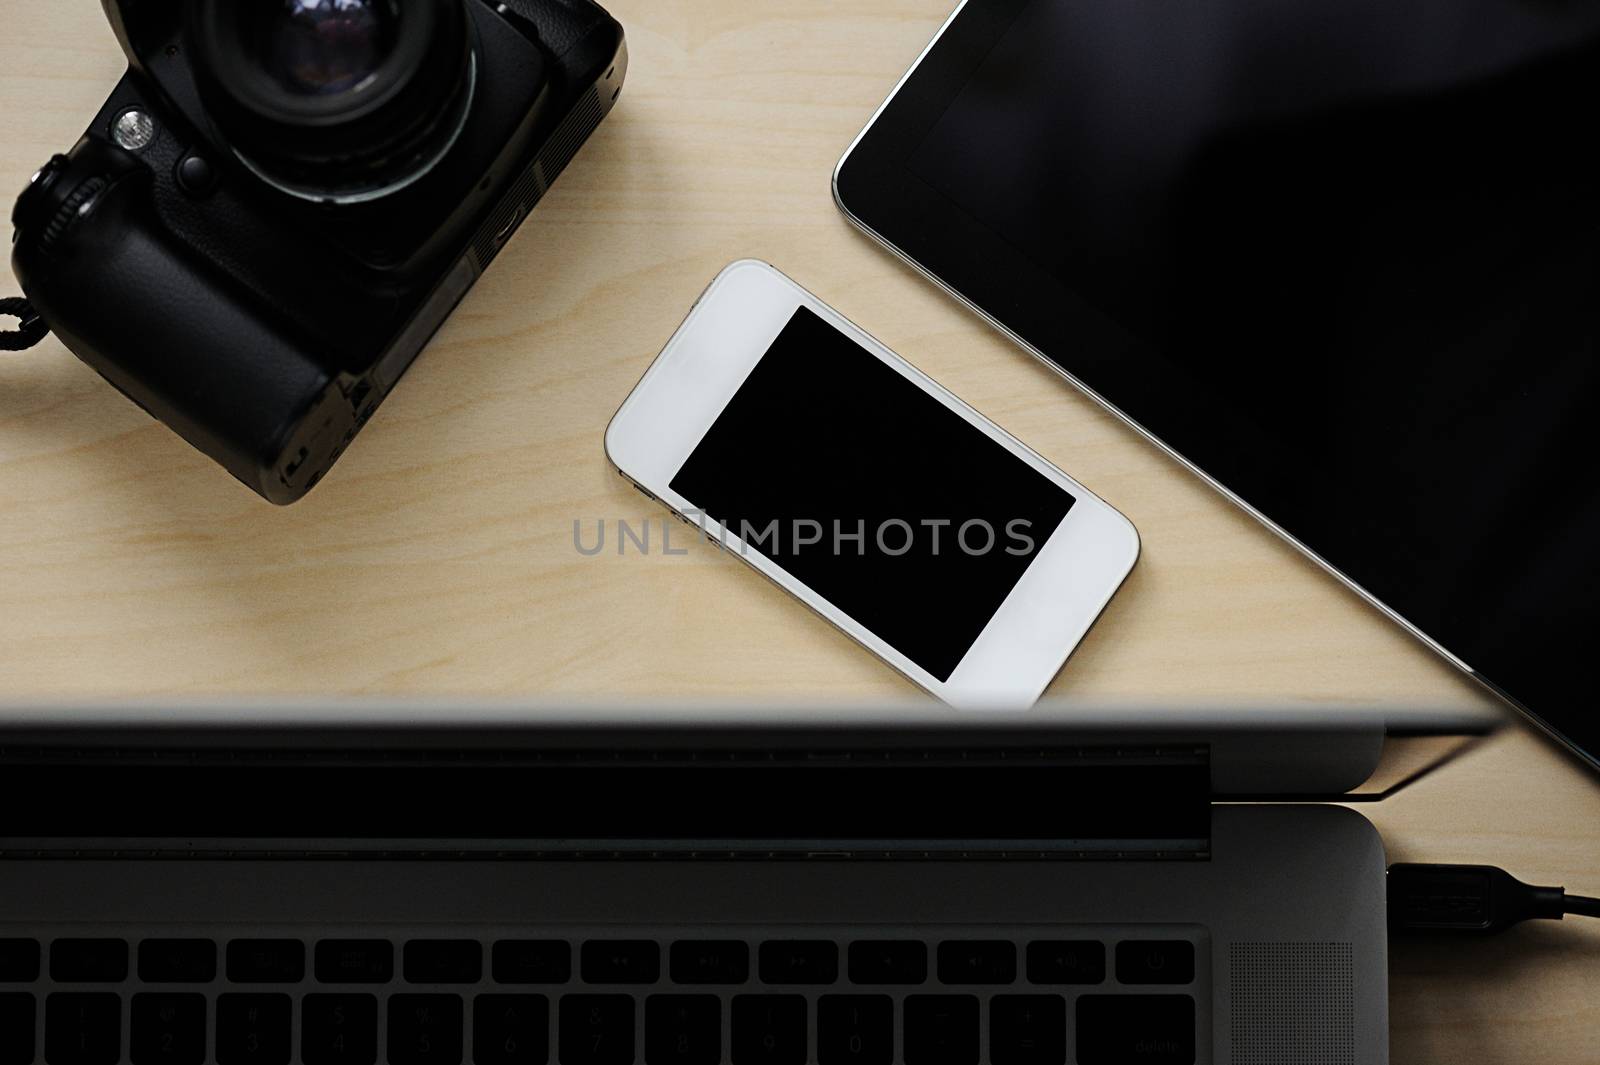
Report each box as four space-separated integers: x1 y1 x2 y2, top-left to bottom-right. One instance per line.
10 0 625 503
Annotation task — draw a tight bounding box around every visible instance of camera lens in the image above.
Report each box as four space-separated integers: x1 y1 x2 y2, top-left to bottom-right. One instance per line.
189 0 473 204
254 0 401 98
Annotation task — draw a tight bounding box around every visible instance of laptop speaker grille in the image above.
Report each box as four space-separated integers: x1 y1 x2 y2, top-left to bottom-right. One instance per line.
1229 941 1355 1065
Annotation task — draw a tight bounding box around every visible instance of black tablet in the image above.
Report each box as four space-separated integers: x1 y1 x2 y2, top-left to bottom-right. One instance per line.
835 0 1600 769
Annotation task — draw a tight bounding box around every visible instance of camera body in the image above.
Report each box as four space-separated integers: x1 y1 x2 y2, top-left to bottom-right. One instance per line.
11 0 625 503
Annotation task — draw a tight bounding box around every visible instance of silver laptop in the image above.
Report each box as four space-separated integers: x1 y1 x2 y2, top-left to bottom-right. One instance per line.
0 702 1495 1065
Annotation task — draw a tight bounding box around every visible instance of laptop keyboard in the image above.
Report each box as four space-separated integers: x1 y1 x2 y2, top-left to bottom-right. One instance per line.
0 928 1205 1064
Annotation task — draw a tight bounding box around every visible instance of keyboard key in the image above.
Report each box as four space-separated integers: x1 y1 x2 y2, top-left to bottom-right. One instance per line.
301 993 378 1065
758 941 837 985
847 941 926 985
730 995 805 1065
44 992 120 1065
670 941 748 985
816 995 890 1065
51 940 128 983
645 995 719 1065
990 995 1065 1065
0 939 40 981
316 940 393 984
473 994 548 1065
405 941 482 984
1026 941 1104 985
389 994 464 1065
937 941 1015 985
1115 941 1195 985
902 995 977 1065
226 940 304 983
131 992 206 1065
1076 995 1194 1065
559 995 634 1065
216 993 291 1065
139 940 217 983
581 941 659 984
492 941 570 985
0 993 35 1065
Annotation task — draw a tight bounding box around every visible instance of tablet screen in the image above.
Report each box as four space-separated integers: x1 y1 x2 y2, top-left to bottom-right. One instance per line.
840 0 1600 763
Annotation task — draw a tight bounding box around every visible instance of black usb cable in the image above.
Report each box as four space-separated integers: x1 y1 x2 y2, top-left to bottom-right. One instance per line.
1388 863 1600 935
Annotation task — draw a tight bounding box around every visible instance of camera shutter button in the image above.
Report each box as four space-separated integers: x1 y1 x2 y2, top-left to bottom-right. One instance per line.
175 154 218 197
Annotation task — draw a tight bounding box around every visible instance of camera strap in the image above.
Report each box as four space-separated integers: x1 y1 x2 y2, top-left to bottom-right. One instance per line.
0 297 48 351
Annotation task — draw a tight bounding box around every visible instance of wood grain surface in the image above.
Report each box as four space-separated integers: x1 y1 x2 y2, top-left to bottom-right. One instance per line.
0 2 1595 1059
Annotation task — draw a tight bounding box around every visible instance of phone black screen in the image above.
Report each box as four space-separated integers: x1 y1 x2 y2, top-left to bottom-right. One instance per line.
670 306 1075 681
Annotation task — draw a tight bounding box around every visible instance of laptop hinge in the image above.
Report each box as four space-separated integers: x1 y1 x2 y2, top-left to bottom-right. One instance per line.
0 742 1212 861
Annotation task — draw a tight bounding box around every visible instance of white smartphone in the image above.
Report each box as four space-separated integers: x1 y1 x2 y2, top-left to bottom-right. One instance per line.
605 261 1139 707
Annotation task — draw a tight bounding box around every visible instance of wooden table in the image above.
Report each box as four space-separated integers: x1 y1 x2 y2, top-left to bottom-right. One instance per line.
1 2 1596 1059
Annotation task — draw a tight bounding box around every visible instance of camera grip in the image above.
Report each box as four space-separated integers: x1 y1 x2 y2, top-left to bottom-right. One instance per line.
500 0 611 59
13 143 336 502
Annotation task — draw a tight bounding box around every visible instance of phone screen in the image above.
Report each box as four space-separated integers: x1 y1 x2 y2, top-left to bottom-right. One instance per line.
670 306 1075 681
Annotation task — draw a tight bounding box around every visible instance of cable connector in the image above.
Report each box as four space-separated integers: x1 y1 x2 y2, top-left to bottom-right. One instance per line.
1388 863 1600 934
